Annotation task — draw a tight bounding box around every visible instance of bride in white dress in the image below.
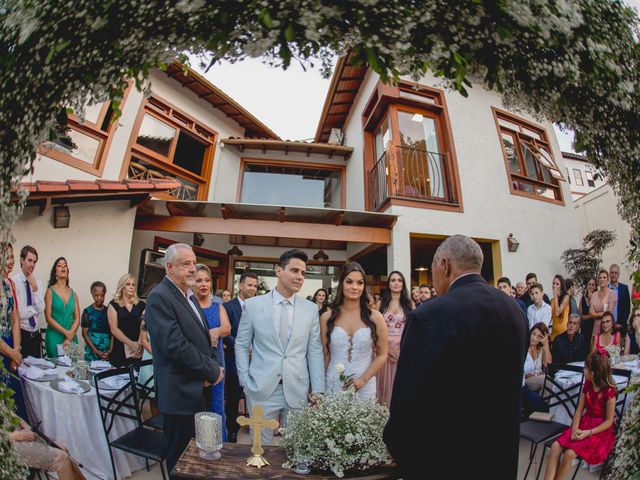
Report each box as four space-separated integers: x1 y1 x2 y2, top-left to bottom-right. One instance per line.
320 262 388 399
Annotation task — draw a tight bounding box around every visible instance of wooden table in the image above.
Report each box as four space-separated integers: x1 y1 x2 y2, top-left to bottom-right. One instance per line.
173 440 401 479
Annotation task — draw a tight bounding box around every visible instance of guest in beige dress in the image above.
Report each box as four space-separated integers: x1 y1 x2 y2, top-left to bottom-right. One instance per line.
376 271 414 407
589 269 617 337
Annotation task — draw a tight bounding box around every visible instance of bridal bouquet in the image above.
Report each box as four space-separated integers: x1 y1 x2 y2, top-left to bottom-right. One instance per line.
281 389 391 478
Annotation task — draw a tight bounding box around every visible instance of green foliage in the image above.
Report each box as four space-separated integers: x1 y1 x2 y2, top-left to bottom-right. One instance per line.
0 0 639 473
0 366 28 479
561 229 617 290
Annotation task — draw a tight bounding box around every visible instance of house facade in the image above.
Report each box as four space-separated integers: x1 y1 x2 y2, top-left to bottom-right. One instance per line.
13 57 581 309
562 151 607 200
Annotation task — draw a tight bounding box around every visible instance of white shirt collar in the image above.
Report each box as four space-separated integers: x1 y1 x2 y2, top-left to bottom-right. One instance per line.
166 275 189 298
272 287 295 305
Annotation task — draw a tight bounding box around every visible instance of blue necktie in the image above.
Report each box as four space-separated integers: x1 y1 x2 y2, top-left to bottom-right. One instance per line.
25 280 37 329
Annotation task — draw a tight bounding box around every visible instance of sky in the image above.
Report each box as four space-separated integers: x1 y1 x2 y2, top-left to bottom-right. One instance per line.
194 1 639 150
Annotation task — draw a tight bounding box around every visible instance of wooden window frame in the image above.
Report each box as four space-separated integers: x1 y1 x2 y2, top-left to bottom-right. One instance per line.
493 107 565 206
362 79 463 213
121 96 217 201
236 157 346 209
38 84 132 176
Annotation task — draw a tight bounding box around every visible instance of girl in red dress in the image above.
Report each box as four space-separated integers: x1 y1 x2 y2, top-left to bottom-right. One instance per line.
544 351 617 480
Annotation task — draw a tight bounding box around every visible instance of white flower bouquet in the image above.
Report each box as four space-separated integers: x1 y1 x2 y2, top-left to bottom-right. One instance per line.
281 388 391 478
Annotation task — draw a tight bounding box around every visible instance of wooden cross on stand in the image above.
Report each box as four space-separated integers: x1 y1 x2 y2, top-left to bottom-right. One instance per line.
236 405 279 468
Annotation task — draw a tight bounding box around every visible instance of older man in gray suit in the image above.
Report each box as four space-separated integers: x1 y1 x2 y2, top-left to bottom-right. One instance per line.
235 249 325 445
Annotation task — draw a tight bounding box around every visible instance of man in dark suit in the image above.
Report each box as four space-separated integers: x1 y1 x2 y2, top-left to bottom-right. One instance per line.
222 270 258 442
609 263 630 335
384 235 527 479
146 243 224 477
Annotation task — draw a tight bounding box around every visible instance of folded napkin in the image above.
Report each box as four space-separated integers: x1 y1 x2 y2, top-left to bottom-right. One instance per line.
59 379 84 395
24 357 55 368
101 375 129 389
90 360 111 370
56 355 72 367
18 365 45 379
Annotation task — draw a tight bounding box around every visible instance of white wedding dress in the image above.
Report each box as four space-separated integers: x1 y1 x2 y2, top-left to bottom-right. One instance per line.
326 326 376 399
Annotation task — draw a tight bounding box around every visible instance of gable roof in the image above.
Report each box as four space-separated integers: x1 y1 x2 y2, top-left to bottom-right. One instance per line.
314 55 368 143
165 62 280 140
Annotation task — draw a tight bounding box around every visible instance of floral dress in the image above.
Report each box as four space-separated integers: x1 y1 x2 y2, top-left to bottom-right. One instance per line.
376 309 405 407
557 381 616 465
202 302 227 442
81 305 110 361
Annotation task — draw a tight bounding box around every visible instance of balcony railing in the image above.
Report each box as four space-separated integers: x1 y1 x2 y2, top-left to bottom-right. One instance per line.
370 146 455 210
128 160 199 201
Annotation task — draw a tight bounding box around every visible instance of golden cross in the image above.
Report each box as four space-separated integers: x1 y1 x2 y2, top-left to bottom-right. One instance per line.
236 405 279 468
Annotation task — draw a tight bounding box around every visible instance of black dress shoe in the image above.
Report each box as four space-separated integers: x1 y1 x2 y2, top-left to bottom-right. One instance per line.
228 432 238 443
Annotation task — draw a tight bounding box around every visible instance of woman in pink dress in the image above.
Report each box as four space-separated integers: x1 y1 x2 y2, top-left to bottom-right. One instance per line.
589 269 617 336
376 270 414 407
544 351 617 480
591 311 621 355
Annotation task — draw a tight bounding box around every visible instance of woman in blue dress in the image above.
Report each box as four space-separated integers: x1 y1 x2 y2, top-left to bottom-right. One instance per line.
1 242 27 419
194 264 231 442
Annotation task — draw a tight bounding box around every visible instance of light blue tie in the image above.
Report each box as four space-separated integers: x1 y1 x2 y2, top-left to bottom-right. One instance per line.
279 299 290 348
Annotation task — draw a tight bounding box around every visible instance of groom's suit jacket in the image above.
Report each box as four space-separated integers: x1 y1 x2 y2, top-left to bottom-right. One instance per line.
235 291 325 408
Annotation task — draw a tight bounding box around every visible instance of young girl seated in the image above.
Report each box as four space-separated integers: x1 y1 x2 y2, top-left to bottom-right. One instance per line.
543 351 617 480
81 281 112 361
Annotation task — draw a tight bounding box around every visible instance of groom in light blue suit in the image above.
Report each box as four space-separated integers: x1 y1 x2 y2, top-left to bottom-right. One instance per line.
235 249 325 445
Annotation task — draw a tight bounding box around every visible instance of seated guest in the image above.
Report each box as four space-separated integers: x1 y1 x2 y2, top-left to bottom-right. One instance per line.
81 281 111 361
12 245 44 358
591 311 621 355
527 283 552 330
543 352 617 480
107 274 144 367
550 275 570 341
44 257 80 358
580 277 597 341
589 270 617 337
522 322 552 416
418 283 431 303
497 276 527 313
551 314 587 363
195 264 231 442
9 416 85 480
624 306 640 355
521 272 551 309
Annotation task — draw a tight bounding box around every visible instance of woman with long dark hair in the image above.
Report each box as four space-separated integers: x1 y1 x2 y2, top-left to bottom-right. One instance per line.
550 274 570 340
44 257 80 357
376 270 414 407
313 288 329 316
320 262 387 399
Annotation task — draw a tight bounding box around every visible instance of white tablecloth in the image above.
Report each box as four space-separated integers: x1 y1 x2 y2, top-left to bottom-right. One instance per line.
21 366 147 480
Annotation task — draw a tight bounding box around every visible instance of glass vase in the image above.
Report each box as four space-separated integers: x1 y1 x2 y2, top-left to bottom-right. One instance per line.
195 412 223 460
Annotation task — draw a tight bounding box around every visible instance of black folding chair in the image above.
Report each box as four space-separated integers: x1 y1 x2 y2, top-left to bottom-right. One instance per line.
130 359 164 431
94 367 168 480
520 363 585 479
539 367 633 480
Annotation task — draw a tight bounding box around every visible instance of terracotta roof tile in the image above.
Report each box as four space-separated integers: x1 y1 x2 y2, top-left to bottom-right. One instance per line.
35 181 69 192
66 180 101 191
16 179 181 195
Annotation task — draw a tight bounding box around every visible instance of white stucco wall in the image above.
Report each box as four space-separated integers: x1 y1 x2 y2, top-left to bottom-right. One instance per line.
341 71 581 288
562 156 606 200
573 184 634 283
10 201 138 325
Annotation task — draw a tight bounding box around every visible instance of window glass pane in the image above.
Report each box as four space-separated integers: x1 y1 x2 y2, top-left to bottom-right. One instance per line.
374 116 390 161
520 142 539 180
80 102 103 124
173 132 207 176
498 117 521 132
399 90 436 104
241 165 341 208
501 133 521 173
397 111 428 151
53 127 100 164
573 169 584 186
137 114 176 157
522 127 543 140
535 186 557 199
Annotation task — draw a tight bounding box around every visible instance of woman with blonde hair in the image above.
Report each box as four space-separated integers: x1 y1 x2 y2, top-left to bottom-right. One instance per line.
107 273 144 367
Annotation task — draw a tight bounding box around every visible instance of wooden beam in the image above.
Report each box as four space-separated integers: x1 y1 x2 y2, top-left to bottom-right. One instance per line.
334 212 345 226
38 198 51 216
279 207 286 223
335 88 359 94
134 215 392 244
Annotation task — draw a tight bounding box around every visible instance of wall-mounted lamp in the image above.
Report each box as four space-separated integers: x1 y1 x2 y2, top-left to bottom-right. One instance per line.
313 250 329 262
193 233 205 247
227 245 243 257
507 233 520 253
414 266 429 272
53 206 70 229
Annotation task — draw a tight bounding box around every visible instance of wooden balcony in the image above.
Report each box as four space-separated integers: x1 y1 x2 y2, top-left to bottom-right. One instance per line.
369 146 457 210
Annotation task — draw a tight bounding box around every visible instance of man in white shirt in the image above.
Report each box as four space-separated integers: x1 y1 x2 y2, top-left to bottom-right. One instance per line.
11 245 44 358
526 283 552 330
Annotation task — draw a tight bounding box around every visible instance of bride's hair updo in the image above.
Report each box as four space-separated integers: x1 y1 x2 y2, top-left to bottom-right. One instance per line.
326 262 378 353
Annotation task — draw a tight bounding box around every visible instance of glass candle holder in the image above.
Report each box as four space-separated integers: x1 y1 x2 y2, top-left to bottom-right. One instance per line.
74 360 90 380
195 412 223 460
